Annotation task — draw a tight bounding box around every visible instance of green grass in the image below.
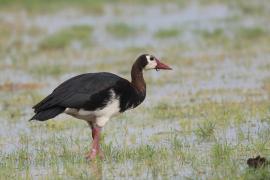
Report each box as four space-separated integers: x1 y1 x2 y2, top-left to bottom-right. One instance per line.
242 168 270 180
237 27 266 40
106 23 139 38
199 28 225 39
233 26 270 50
195 121 216 140
0 0 189 12
40 25 93 50
1 0 270 179
0 0 105 14
211 142 233 167
196 28 230 47
154 28 180 39
232 0 267 15
1 83 270 179
29 64 69 77
151 103 183 119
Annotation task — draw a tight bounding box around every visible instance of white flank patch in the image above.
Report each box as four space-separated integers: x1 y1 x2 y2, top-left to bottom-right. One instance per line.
65 108 78 114
144 55 157 70
78 109 93 116
96 117 110 127
94 94 120 117
65 90 120 127
94 90 120 127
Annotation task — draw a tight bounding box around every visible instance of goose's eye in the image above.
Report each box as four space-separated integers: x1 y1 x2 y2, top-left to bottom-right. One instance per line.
150 57 154 61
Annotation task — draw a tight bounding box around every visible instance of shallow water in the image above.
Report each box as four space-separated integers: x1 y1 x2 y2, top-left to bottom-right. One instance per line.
0 1 270 179
0 3 231 50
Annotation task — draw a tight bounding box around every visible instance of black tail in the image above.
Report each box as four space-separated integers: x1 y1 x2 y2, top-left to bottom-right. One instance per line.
30 106 65 121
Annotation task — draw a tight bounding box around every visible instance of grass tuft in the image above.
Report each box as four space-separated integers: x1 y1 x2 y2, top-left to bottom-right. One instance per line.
237 27 266 40
106 23 139 38
0 0 105 14
40 25 93 50
211 142 233 167
154 28 180 39
195 121 216 140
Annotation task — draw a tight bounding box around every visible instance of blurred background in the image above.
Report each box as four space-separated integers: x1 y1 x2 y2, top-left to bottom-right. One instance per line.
0 0 270 179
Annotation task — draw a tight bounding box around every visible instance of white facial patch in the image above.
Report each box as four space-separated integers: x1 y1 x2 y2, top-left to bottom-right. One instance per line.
144 55 157 70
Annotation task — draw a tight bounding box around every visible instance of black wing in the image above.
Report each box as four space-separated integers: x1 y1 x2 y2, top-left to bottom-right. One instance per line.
33 72 125 112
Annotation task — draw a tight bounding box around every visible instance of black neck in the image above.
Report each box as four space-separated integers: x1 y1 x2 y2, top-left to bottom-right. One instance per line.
131 62 146 93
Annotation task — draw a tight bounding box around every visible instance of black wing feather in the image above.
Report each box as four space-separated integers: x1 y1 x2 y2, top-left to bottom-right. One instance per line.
33 72 124 112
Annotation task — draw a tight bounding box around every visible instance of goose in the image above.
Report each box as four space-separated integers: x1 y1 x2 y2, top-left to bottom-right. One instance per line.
30 54 172 160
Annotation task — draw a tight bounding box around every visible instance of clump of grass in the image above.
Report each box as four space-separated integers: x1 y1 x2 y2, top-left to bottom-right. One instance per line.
195 121 215 140
243 168 270 180
200 28 225 39
154 28 180 39
251 129 270 154
106 23 139 38
43 119 80 131
170 135 189 161
40 25 93 50
125 46 152 54
45 120 69 131
101 143 174 178
237 27 266 40
150 102 184 120
235 0 265 15
0 0 105 15
171 135 183 151
103 143 169 163
27 26 46 37
211 142 233 167
30 64 69 77
196 28 228 46
0 23 12 49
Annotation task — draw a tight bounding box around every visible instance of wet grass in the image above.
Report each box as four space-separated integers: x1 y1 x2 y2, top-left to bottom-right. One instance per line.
197 28 227 43
0 23 12 49
211 142 233 167
154 28 180 39
29 63 69 77
106 23 140 38
195 121 216 140
0 0 188 12
0 0 105 14
1 0 270 179
1 98 270 178
237 27 267 40
40 25 93 50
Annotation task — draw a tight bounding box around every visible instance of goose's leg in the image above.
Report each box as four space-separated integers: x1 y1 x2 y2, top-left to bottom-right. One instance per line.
86 122 103 160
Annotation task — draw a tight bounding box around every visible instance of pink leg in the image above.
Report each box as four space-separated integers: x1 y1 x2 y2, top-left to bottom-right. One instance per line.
86 125 104 160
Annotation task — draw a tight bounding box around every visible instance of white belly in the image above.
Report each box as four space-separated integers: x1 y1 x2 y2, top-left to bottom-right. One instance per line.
64 98 120 127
